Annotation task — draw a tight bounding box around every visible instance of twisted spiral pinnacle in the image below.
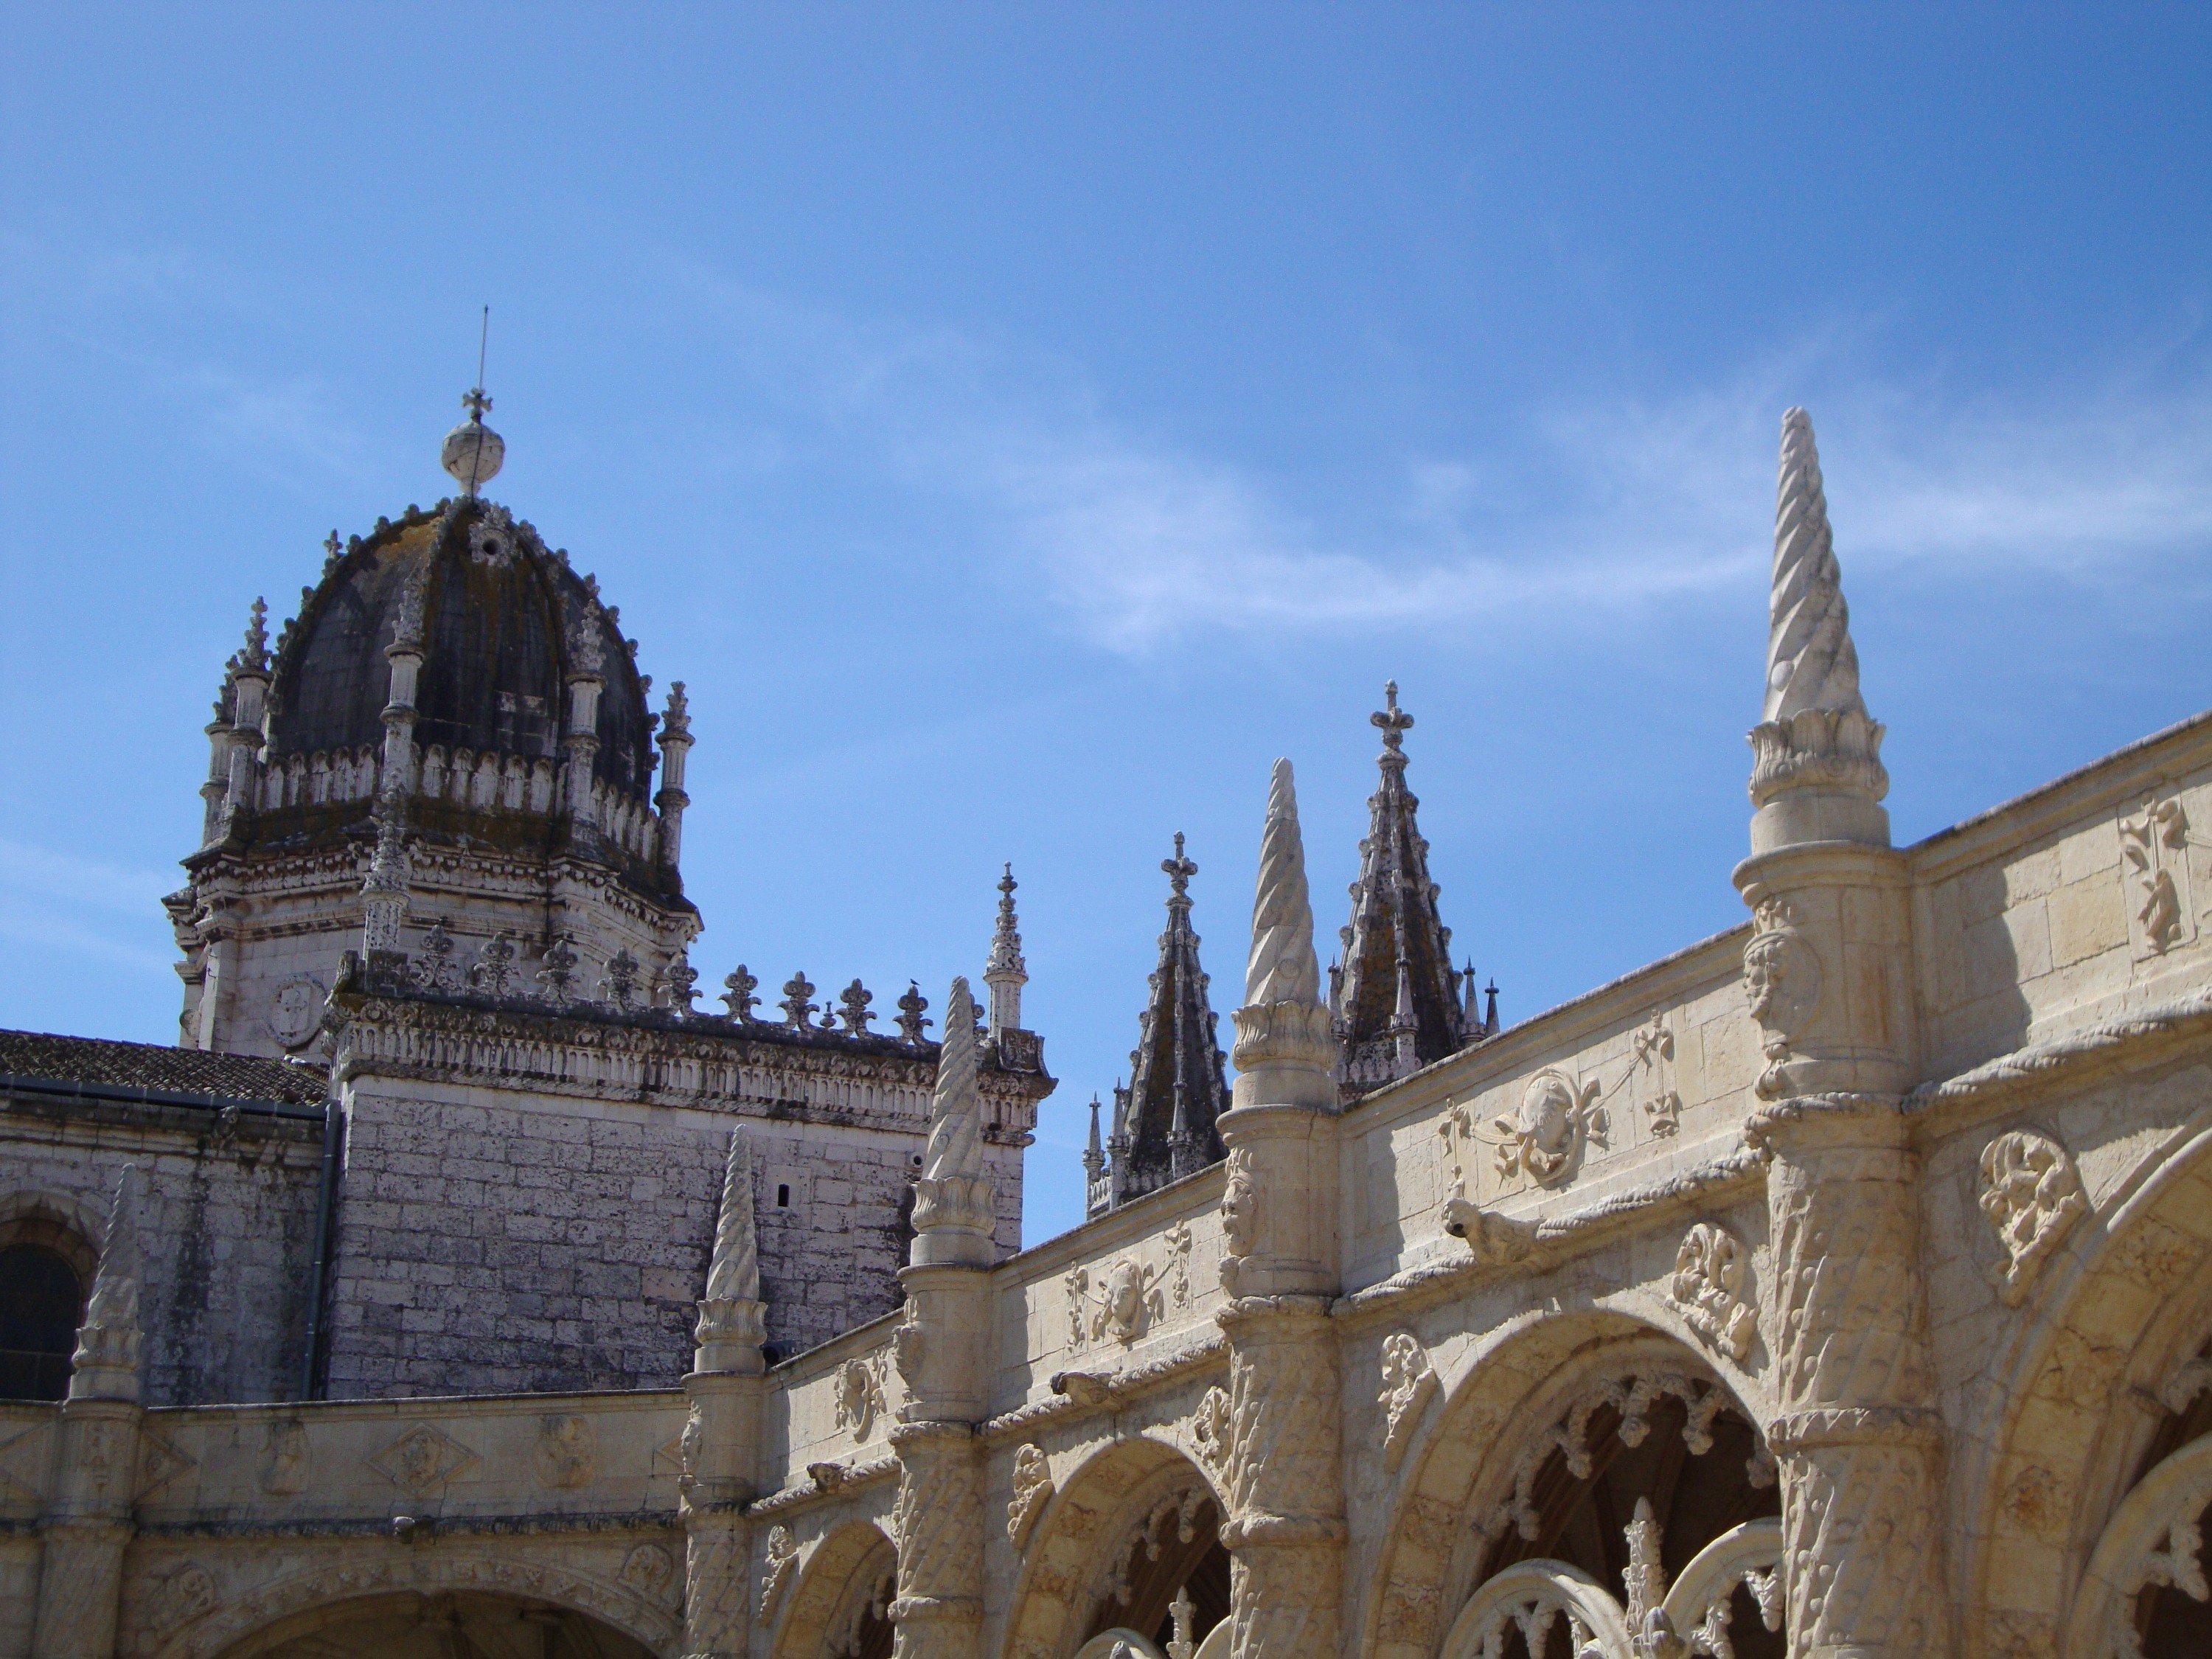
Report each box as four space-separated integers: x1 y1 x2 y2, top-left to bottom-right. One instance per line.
924 977 984 1183
704 1130 759 1304
1245 758 1324 1008
84 1164 142 1333
1764 408 1868 725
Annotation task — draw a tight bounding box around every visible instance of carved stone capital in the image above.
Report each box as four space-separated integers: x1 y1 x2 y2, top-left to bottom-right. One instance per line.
1228 1001 1336 1110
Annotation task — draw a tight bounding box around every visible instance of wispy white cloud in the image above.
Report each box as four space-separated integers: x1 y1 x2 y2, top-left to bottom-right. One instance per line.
0 839 176 973
660 257 2212 653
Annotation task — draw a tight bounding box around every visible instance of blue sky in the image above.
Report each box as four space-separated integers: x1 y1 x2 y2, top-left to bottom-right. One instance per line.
3 6 2208 1245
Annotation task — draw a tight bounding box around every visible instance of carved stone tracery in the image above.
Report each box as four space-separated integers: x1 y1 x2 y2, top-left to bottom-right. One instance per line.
1975 1128 2088 1307
1667 1223 1758 1364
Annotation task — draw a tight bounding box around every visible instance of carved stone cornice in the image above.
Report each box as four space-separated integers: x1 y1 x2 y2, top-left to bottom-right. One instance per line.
328 972 1051 1127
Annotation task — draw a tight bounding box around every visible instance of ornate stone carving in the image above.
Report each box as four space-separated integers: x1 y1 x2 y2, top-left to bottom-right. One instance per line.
1976 1128 2089 1306
1164 1218 1194 1308
1377 1332 1439 1468
1101 1486 1206 1607
889 1423 986 1655
2121 789 2191 956
1096 1259 1165 1345
620 1543 675 1599
1477 1370 1742 1545
1669 1222 1758 1363
1487 1068 1607 1186
1441 1194 1540 1264
1192 1385 1234 1473
1744 897 1823 1101
368 1422 478 1498
532 1413 597 1489
1441 1560 1633 1659
1220 1148 1257 1262
268 976 324 1048
759 1524 799 1624
145 1563 218 1641
833 1356 887 1441
136 1427 196 1498
1007 1443 1054 1551
1635 1012 1680 1138
259 1418 310 1495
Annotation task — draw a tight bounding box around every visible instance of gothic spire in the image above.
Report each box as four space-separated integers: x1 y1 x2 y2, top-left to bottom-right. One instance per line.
1749 408 1890 852
1332 681 1470 1102
984 863 1028 1037
1107 833 1228 1208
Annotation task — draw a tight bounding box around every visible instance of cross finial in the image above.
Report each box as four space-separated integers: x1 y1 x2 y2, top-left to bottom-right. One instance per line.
462 386 492 422
1163 831 1197 897
322 529 342 562
1372 679 1414 751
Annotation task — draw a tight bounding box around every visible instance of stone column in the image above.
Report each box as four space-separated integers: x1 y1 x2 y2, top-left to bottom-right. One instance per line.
681 1132 768 1659
1215 761 1346 1659
32 1169 144 1659
1747 1098 1947 1659
890 978 995 1659
1735 409 1946 1659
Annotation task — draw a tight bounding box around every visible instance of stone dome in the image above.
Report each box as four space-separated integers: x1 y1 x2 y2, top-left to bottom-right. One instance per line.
265 495 658 823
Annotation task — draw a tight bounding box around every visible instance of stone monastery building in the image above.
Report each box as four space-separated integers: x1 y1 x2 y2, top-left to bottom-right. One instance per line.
3 393 2211 1659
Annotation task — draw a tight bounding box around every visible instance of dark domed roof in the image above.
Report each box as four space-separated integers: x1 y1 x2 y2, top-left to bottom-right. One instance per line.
268 498 653 800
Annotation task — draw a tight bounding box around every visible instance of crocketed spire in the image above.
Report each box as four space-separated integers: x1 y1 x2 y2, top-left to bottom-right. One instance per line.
984 863 1028 1037
1748 408 1891 852
1099 834 1228 1214
1331 683 1472 1102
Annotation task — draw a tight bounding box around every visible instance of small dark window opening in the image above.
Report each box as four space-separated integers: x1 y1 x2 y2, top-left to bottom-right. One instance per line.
0 1245 85 1402
776 1184 790 1208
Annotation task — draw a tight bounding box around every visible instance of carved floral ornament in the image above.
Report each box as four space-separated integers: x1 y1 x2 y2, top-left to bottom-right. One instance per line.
1666 1222 1759 1364
1099 1486 1209 1609
1192 1385 1235 1473
1976 1128 2089 1306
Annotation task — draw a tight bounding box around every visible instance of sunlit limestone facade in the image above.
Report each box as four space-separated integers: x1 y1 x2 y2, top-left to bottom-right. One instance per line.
4 407 2211 1659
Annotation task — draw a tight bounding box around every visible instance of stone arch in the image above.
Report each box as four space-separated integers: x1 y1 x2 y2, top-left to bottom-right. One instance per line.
150 1550 681 1659
0 1187 108 1277
1001 1430 1228 1659
770 1518 896 1659
1964 1110 2212 1658
1361 1307 1775 1659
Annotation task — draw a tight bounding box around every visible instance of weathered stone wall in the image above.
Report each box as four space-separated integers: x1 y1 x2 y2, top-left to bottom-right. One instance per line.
0 1092 323 1407
321 1082 1022 1398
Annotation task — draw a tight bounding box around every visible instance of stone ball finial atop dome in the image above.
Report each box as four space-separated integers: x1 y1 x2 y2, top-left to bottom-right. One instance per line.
442 385 504 495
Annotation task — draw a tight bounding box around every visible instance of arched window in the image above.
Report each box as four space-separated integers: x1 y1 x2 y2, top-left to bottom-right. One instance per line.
0 1242 85 1401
